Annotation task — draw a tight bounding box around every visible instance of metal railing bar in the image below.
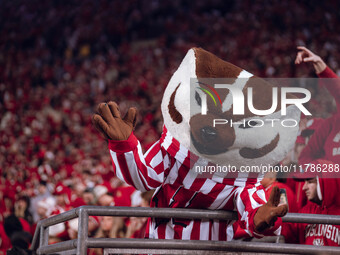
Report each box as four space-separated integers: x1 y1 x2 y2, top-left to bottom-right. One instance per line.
84 206 238 220
104 248 209 255
36 239 77 254
56 249 77 255
77 208 88 255
31 221 41 253
40 208 78 228
282 213 340 224
83 206 340 224
103 248 293 255
39 225 49 252
249 236 285 243
31 206 340 254
87 238 340 254
35 206 340 228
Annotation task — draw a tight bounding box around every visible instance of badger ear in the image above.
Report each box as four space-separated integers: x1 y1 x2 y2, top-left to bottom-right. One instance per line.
168 83 183 124
194 47 242 79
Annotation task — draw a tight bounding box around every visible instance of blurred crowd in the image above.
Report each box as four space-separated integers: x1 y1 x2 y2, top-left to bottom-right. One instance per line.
1 0 340 253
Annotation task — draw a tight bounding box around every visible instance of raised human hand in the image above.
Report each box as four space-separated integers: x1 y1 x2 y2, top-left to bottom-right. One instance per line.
295 46 326 74
92 101 137 140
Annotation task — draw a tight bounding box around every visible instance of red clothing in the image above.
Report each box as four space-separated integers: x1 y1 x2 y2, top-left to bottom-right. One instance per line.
0 223 11 254
318 67 340 112
299 67 340 166
299 115 340 165
113 186 136 207
19 218 31 233
282 178 340 246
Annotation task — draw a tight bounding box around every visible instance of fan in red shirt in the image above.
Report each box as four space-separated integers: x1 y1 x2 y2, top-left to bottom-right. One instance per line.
295 46 340 168
282 175 340 246
281 47 340 246
290 46 340 211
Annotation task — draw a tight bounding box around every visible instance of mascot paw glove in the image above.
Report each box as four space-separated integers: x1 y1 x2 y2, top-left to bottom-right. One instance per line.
92 101 137 141
254 186 288 233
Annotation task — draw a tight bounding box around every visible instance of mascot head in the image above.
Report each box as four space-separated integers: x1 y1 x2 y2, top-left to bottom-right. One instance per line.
161 48 300 170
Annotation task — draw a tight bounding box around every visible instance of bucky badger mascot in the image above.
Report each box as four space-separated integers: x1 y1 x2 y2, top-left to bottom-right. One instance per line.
93 48 300 240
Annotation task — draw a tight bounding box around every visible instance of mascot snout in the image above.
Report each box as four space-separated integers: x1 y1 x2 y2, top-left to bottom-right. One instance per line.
190 113 235 155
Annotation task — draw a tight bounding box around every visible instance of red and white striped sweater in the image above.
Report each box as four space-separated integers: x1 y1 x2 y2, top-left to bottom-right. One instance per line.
109 126 281 240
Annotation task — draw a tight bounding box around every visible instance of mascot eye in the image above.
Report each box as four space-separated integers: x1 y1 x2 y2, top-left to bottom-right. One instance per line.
239 120 259 129
195 91 201 106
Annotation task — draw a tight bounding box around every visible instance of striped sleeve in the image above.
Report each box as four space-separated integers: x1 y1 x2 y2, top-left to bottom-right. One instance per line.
108 133 168 191
235 185 282 238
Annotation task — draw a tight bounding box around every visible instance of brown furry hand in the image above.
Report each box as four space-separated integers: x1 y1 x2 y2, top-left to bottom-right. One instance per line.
92 101 137 141
254 186 288 233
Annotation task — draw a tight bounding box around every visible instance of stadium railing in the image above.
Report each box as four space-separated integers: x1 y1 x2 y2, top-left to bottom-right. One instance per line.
31 206 340 255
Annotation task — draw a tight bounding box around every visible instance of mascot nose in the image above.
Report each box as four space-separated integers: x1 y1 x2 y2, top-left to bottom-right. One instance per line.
200 126 218 142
